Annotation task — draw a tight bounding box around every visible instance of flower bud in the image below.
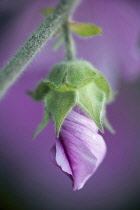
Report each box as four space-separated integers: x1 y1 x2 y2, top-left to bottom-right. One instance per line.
29 60 113 190
50 106 106 190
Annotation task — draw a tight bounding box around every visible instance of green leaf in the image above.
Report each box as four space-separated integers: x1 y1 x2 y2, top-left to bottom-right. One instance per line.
77 82 105 132
103 116 115 134
33 107 51 139
27 81 49 101
70 22 102 37
52 37 64 51
42 7 54 16
45 90 76 136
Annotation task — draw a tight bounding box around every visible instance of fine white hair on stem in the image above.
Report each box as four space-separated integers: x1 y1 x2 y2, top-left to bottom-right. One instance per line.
0 0 81 99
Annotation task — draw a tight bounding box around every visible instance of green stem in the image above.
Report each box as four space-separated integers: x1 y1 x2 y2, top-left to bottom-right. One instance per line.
62 20 76 61
0 0 80 99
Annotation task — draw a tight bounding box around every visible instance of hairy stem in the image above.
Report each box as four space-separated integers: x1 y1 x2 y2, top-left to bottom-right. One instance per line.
62 20 76 61
0 0 80 99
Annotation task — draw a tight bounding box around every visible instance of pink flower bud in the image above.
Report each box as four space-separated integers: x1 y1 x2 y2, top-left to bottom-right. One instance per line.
50 107 106 190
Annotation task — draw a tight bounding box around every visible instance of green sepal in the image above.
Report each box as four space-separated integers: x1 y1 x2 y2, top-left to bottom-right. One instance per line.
77 82 105 132
33 107 51 139
93 70 112 103
46 60 97 90
45 90 76 136
70 22 102 37
66 61 97 87
103 116 115 134
27 81 50 101
45 63 67 88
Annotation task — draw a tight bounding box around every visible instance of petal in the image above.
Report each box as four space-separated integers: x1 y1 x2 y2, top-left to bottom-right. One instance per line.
50 109 106 190
50 141 73 176
67 108 98 133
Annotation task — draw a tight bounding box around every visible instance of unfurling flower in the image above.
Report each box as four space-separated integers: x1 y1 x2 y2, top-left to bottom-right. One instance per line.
28 60 113 190
50 107 106 190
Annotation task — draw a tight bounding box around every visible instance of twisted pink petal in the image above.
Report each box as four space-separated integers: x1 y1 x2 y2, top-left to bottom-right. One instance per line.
50 107 106 190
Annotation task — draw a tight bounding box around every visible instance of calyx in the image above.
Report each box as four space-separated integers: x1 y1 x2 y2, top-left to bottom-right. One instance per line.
28 60 113 137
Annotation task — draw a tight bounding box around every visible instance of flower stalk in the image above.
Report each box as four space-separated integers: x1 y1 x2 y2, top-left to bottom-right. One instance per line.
0 0 80 99
62 20 76 61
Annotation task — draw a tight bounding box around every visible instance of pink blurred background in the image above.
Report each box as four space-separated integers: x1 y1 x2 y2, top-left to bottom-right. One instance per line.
0 0 140 209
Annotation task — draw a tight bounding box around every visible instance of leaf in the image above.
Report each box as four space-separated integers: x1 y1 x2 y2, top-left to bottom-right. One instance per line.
52 37 64 51
45 90 76 136
42 7 54 16
70 22 102 37
33 107 51 139
27 81 49 101
77 82 105 132
103 117 115 134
